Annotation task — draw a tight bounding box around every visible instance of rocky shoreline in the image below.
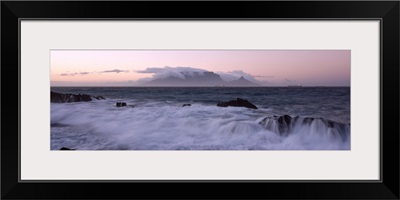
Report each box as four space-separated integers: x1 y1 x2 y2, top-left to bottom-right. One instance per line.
51 91 105 103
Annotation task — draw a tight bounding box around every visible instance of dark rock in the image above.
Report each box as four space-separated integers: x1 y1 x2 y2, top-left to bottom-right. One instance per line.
277 115 293 134
51 123 68 127
60 147 75 150
259 115 295 136
302 117 314 125
278 115 292 125
51 91 105 103
183 104 191 107
116 102 127 107
217 98 258 109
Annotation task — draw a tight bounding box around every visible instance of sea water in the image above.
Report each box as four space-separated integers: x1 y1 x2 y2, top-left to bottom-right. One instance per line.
51 87 350 150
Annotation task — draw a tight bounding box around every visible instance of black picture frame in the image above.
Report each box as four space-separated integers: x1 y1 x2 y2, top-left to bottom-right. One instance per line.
1 1 399 199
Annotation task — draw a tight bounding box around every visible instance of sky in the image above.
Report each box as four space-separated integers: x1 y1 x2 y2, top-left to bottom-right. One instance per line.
50 50 350 86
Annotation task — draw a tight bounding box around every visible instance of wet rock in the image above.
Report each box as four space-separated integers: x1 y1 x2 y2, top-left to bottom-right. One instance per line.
217 98 258 109
302 117 314 125
51 91 105 103
259 115 350 141
51 123 68 127
116 102 127 107
60 147 75 150
259 115 296 136
277 115 293 134
182 104 191 107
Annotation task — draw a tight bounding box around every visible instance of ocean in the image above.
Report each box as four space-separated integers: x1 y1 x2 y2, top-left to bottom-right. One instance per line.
50 87 350 150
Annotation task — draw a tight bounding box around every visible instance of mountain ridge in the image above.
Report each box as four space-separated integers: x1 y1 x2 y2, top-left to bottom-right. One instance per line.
141 71 260 87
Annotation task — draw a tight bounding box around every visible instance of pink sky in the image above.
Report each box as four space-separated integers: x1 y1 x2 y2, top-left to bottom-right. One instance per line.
50 50 350 86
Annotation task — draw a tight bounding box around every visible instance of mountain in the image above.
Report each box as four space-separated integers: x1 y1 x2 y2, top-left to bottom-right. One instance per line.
141 71 225 86
227 76 259 87
140 72 259 87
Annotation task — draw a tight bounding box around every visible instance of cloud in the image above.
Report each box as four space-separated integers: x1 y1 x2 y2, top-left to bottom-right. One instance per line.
59 72 91 76
136 66 267 84
136 67 165 74
136 66 208 80
135 66 267 85
59 73 77 76
101 69 129 73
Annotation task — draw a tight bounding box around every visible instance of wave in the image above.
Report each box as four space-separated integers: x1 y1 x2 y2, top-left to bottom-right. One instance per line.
51 101 350 150
258 115 350 142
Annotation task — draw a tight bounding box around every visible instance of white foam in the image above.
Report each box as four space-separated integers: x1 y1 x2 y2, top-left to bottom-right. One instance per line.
51 101 350 150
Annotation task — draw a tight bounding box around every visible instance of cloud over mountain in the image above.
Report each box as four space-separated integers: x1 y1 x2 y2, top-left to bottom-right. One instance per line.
136 66 262 87
136 66 208 80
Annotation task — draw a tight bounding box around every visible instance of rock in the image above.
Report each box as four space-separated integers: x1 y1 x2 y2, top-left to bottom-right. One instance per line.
116 102 127 107
51 123 68 127
259 115 349 141
217 98 258 109
51 91 105 103
60 147 75 150
277 115 293 134
302 117 314 125
278 115 292 124
259 115 295 136
182 104 191 107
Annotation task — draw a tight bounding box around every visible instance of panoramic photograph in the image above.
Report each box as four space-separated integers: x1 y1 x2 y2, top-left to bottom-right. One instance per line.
50 50 350 150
